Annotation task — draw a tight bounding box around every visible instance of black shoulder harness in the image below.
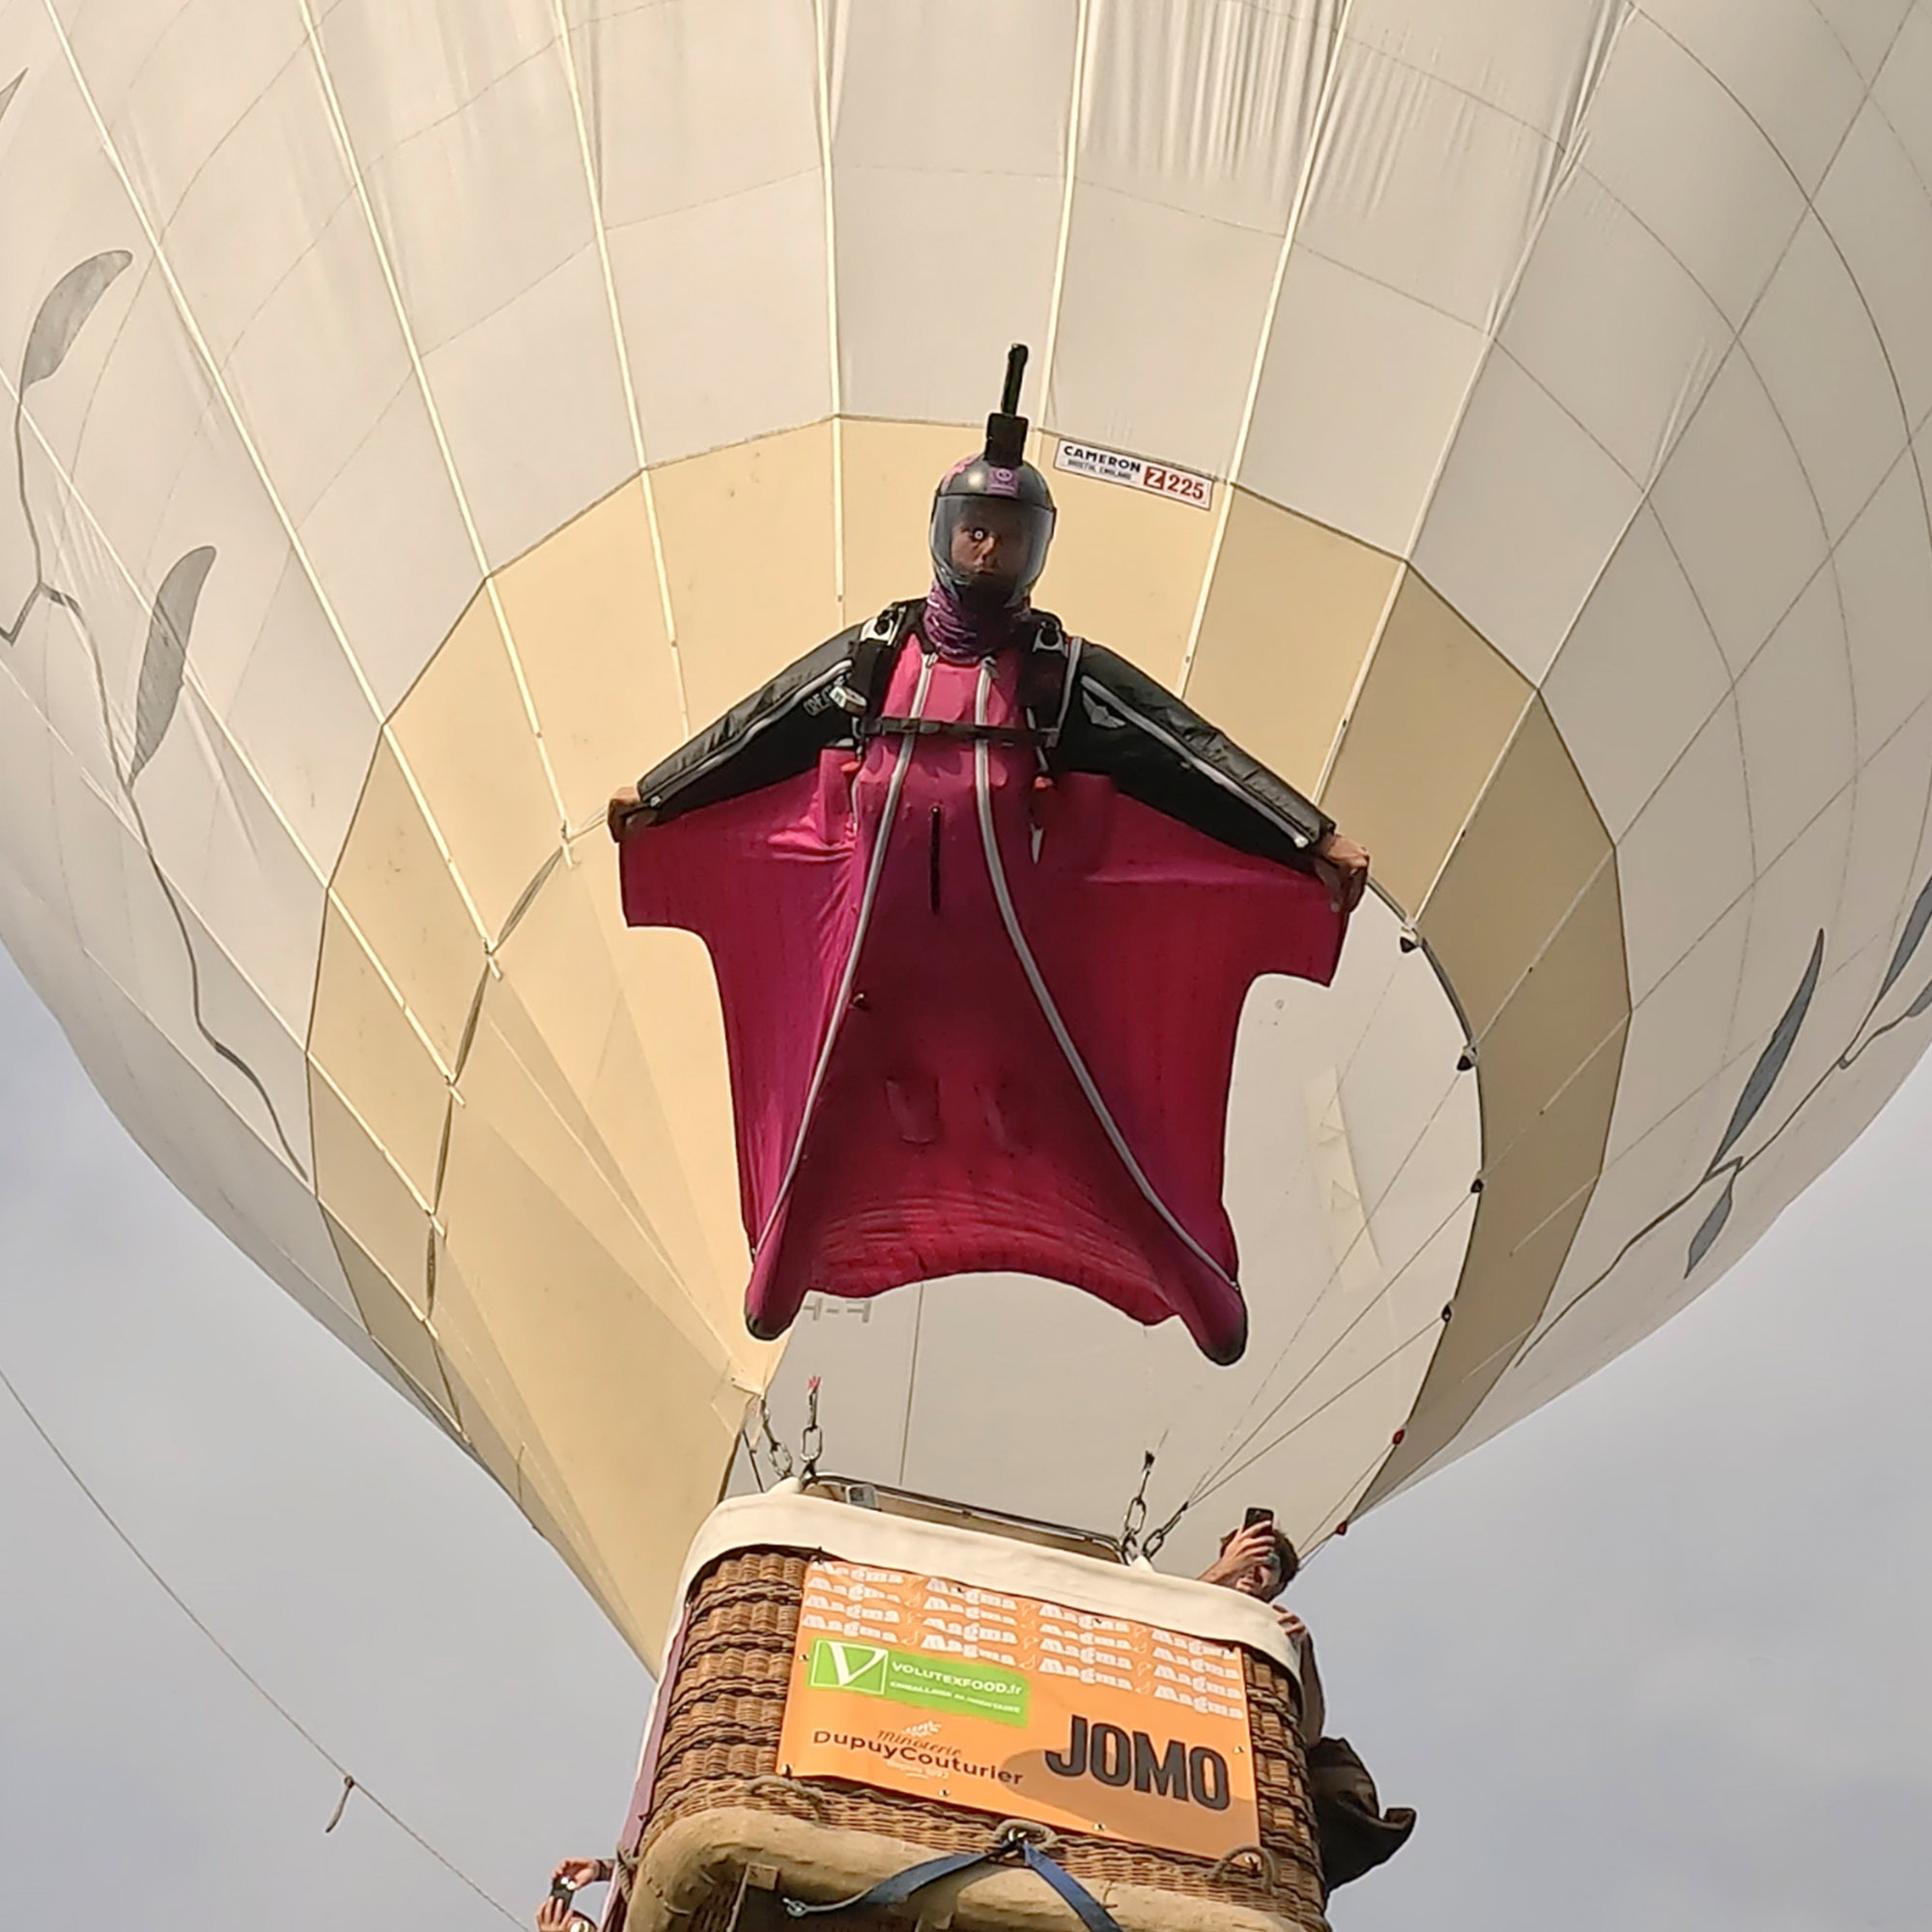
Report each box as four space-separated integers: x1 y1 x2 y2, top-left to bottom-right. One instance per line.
835 601 1085 751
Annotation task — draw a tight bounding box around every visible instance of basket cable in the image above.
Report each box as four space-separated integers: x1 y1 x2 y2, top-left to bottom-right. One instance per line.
0 1351 526 1926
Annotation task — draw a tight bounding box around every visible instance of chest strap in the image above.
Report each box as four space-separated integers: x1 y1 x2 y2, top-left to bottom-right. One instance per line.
855 715 1044 748
841 605 1081 749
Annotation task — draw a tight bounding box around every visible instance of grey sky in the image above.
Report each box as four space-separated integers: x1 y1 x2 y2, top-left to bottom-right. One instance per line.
1 941 1926 1930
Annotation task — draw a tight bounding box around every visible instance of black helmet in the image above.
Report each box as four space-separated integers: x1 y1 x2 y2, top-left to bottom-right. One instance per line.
929 344 1057 611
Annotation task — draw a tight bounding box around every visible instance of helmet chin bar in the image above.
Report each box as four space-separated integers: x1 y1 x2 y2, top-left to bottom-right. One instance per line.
953 572 1023 612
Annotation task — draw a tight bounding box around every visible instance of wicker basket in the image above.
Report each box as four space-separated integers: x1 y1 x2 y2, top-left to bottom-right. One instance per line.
625 1550 1329 1932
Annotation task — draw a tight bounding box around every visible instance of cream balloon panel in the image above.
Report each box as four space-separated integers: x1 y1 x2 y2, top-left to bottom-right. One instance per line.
1402 16 1917 689
1233 4 1602 557
582 0 835 465
1041 1 1333 479
827 0 1071 425
304 503 772 1651
303 0 645 557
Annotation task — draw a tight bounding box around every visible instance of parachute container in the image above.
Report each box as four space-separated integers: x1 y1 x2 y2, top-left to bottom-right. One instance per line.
5 2 1932 1657
616 1491 1326 1932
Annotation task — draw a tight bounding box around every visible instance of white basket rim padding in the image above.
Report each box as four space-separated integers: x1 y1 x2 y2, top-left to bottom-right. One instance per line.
669 1488 1300 1687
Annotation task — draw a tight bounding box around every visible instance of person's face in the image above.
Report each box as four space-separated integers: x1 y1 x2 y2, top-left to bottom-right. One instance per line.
1232 1549 1284 1600
949 497 1031 592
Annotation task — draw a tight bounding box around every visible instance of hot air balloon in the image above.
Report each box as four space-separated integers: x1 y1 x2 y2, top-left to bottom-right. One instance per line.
4 0 1931 1743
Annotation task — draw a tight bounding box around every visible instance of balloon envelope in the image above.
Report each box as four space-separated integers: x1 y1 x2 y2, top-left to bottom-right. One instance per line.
4 0 1930 1659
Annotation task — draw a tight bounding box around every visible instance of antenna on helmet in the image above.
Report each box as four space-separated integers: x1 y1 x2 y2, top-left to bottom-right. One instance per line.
983 343 1031 468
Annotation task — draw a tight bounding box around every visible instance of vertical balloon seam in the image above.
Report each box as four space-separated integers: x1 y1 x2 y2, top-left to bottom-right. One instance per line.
1032 0 1096 459
539 0 690 732
808 0 846 617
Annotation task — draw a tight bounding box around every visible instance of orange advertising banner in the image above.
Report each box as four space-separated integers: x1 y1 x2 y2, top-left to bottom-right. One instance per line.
777 1559 1260 1861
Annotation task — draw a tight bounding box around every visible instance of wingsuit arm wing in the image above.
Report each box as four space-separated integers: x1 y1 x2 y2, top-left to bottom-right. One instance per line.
1055 639 1336 869
632 625 865 825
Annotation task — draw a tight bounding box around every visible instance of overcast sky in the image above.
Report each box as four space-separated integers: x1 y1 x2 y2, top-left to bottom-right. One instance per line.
2 940 1927 1932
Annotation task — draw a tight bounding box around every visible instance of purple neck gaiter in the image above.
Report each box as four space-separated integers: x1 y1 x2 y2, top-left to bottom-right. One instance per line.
923 580 1027 663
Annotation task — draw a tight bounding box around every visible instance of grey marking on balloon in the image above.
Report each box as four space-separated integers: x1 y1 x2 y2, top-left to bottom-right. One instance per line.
128 545 213 782
1873 867 1932 1005
1520 893 1932 1369
0 190 304 1173
97 549 303 1174
7 253 133 642
20 250 130 390
1685 1176 1734 1275
0 70 23 123
1837 970 1932 1067
139 790 308 1178
1705 928 1824 1177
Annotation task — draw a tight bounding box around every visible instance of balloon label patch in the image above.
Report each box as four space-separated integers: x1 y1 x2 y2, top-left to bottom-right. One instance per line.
779 1559 1259 1858
1053 439 1215 509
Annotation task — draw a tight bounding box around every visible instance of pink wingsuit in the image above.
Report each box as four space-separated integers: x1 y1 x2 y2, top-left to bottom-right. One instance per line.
618 623 1346 1367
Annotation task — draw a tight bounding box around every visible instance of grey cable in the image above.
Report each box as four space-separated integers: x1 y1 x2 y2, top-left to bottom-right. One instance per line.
0 1355 526 1926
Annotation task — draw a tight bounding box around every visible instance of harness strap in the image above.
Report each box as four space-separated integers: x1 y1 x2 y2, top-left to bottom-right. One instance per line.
781 1833 1124 1932
1022 611 1082 751
843 602 921 714
1048 631 1085 747
856 716 1044 748
844 605 1079 749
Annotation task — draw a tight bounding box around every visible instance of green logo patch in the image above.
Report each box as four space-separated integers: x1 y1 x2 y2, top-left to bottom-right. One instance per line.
808 1640 891 1695
806 1640 1029 1726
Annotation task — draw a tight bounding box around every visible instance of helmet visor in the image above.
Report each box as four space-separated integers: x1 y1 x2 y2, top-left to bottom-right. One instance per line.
930 493 1056 605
